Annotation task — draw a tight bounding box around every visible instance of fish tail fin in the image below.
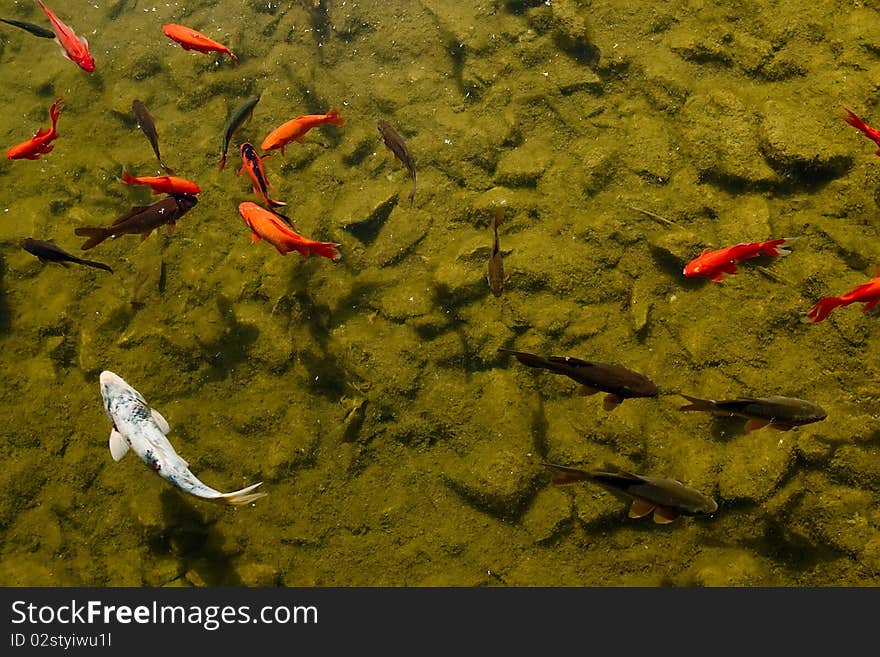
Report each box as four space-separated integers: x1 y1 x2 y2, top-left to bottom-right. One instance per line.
218 482 266 506
48 97 63 134
74 226 110 251
304 240 341 261
325 108 345 125
80 258 113 273
120 168 135 185
218 155 226 171
268 197 287 209
497 349 549 370
541 462 592 485
228 50 239 65
678 393 716 412
806 296 848 323
844 108 870 133
762 237 799 257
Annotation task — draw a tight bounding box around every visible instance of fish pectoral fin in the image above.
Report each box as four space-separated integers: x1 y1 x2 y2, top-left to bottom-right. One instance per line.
577 384 600 396
628 499 655 519
250 232 262 243
166 222 176 233
139 230 153 241
652 507 679 524
745 418 770 431
150 408 170 434
863 298 879 312
109 428 130 462
710 273 725 282
603 394 623 411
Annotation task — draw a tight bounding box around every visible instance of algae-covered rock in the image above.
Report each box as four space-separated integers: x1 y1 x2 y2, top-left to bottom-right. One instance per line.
829 445 880 489
521 486 573 543
334 182 398 245
368 206 432 267
683 547 778 586
238 562 281 587
716 430 797 502
494 140 554 187
759 100 852 181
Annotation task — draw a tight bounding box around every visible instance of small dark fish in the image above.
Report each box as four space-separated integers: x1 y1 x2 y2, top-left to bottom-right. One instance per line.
21 238 112 272
132 99 175 175
543 463 718 524
678 394 827 431
499 348 659 410
219 94 260 171
377 118 416 206
487 207 509 297
0 18 55 39
75 195 198 250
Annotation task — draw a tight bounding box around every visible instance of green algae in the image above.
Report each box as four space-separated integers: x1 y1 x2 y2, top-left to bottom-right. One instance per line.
0 0 879 588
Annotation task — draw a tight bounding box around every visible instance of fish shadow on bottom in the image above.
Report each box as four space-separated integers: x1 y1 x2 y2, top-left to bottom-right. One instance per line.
144 489 244 586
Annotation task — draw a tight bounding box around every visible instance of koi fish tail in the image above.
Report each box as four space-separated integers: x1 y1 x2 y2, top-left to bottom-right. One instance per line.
325 108 345 125
678 394 717 412
120 168 136 185
77 258 113 273
216 482 266 506
74 226 111 251
226 50 238 65
267 196 287 209
806 296 849 323
49 97 64 126
844 108 870 133
761 237 799 257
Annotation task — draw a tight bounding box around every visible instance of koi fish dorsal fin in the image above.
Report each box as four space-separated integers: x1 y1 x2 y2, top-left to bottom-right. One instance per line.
109 428 130 461
150 408 170 434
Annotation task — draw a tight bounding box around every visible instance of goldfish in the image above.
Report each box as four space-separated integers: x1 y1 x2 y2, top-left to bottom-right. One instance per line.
807 275 880 323
543 463 718 524
679 394 827 431
237 142 285 209
260 109 344 154
844 108 880 155
121 169 200 196
162 23 237 64
238 202 340 260
37 1 95 72
6 98 63 160
683 238 797 282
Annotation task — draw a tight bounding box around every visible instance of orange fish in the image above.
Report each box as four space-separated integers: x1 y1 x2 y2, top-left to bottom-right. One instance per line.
162 23 237 64
844 108 880 155
260 109 344 154
37 1 95 73
6 98 64 160
121 169 201 196
238 202 340 260
807 275 880 323
683 238 797 282
237 142 285 209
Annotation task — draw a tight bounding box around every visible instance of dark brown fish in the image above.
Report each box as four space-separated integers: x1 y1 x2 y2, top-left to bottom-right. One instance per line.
498 348 659 410
487 207 508 297
132 99 174 174
0 18 55 39
678 394 827 431
21 238 112 272
543 463 718 524
377 118 416 206
75 195 198 250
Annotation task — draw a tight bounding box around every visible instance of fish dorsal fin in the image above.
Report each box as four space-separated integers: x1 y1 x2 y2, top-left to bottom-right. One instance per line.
80 35 88 48
109 428 130 461
628 498 655 519
111 206 149 226
150 408 170 434
652 506 679 524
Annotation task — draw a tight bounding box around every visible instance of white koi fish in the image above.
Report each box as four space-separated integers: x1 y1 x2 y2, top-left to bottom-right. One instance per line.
99 371 266 506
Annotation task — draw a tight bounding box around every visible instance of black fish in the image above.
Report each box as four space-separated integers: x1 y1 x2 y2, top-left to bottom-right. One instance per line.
543 463 718 524
487 207 508 297
75 195 198 250
132 100 175 174
498 348 659 410
0 18 55 39
21 238 112 272
219 94 260 171
377 119 416 206
678 394 827 431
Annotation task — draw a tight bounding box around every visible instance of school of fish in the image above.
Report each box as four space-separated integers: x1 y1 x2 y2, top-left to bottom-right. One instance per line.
1 3 875 527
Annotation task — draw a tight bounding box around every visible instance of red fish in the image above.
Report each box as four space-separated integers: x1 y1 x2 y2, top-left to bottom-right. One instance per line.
238 202 340 260
37 1 95 73
806 276 880 323
6 98 64 160
237 142 285 209
162 24 237 64
121 169 201 196
260 109 344 154
844 108 880 155
683 238 797 282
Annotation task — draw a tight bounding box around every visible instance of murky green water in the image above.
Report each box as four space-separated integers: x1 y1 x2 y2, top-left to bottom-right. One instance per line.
1 0 879 586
